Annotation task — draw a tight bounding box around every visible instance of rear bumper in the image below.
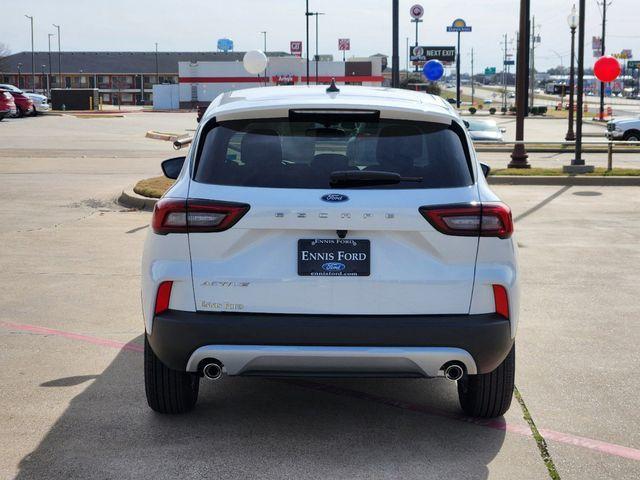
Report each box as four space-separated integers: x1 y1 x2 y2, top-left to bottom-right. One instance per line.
148 311 513 376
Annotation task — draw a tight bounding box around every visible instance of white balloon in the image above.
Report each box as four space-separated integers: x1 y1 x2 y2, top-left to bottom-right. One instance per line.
243 50 268 75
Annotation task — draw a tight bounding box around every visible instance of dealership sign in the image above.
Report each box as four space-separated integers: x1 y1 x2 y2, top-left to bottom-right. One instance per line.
338 38 350 51
411 46 455 63
410 4 424 19
217 38 234 52
290 41 303 57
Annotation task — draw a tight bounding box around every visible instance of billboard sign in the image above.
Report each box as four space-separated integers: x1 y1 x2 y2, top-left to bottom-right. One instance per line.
410 45 455 63
628 60 640 69
484 67 496 75
338 38 350 51
290 41 303 57
592 36 602 57
447 18 472 33
504 60 515 66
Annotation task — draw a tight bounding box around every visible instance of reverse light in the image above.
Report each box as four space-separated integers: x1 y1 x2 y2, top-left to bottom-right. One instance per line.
154 281 173 315
151 198 250 235
492 284 510 319
419 203 513 239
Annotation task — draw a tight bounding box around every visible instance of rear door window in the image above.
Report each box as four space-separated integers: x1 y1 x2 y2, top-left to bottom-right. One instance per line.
194 118 473 189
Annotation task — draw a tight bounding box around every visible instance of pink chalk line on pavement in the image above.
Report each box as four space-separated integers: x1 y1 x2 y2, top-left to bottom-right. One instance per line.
1 320 638 462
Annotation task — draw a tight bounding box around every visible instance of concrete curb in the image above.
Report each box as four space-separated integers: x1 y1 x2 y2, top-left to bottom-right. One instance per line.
117 187 157 211
487 175 640 186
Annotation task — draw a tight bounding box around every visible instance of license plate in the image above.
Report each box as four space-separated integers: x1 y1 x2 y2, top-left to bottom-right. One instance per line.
298 239 370 276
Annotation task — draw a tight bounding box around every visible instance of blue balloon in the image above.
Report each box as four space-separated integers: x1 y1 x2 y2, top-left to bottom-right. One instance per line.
423 60 444 82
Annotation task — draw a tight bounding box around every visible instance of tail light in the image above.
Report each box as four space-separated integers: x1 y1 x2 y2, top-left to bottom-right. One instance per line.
419 203 513 239
151 198 250 235
492 284 509 318
154 281 173 315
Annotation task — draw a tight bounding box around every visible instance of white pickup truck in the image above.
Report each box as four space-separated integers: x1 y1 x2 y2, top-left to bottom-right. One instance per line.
606 116 640 141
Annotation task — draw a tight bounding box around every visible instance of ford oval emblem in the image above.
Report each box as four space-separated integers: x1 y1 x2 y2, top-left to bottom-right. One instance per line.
321 193 349 202
322 262 346 272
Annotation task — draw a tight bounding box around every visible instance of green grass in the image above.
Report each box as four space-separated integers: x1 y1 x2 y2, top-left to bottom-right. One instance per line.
491 167 640 176
133 176 175 198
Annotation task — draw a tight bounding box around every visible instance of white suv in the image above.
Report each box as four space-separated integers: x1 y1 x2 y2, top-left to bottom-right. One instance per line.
142 85 518 418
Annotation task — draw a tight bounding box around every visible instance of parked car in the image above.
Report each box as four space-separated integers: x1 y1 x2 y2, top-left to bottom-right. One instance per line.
464 119 506 142
0 85 34 117
141 85 519 418
0 89 18 121
606 116 640 141
0 84 49 114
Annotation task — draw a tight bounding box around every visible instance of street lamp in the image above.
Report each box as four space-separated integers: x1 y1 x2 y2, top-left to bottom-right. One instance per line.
308 12 325 85
52 24 62 88
48 33 54 93
41 64 47 94
25 15 35 93
565 4 578 141
17 63 23 89
260 31 267 52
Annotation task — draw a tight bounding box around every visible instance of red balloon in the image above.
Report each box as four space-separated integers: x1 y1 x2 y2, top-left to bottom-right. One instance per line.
594 56 621 82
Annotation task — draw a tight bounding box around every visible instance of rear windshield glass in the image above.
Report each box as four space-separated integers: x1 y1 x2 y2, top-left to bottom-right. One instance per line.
194 118 473 189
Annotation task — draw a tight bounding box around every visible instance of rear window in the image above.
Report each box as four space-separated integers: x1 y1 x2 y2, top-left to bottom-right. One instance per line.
194 117 473 189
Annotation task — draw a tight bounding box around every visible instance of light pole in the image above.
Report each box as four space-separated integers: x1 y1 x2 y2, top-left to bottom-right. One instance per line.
565 5 578 141
309 12 325 85
17 63 23 89
47 33 54 93
392 0 399 87
25 15 35 92
41 64 46 94
564 0 593 172
508 0 531 168
305 1 310 85
411 15 423 72
261 31 267 52
155 43 159 85
52 24 61 88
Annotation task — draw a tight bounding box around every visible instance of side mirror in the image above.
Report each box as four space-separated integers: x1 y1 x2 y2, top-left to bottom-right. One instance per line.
161 156 186 179
480 163 491 177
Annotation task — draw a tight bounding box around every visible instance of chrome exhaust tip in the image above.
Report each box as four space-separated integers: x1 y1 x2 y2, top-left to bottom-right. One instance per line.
202 362 223 381
443 364 464 381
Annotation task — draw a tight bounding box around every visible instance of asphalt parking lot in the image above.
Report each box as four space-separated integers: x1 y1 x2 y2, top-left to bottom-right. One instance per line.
1 113 639 479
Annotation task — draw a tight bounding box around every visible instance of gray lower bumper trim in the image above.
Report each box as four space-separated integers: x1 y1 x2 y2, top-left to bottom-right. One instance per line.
185 345 477 377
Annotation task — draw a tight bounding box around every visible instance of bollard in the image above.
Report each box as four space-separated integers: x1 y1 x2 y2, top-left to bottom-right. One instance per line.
607 142 613 171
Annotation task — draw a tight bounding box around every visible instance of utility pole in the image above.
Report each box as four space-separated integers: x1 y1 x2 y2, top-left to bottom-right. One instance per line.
598 1 612 120
53 24 61 88
25 15 35 92
47 33 54 94
509 0 531 168
529 16 540 111
502 34 508 110
406 37 410 80
309 12 325 85
470 48 475 104
392 0 400 87
155 43 159 84
305 1 310 85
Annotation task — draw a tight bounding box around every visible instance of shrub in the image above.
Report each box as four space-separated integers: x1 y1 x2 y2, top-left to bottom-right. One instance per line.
489 107 497 115
469 107 477 115
509 106 517 114
539 106 548 115
501 107 508 114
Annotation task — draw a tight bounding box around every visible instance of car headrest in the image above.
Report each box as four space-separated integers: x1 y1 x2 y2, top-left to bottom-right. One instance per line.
376 125 423 168
240 129 283 168
311 154 350 173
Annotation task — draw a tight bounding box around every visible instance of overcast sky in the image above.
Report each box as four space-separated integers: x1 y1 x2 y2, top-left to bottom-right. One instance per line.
3 0 639 73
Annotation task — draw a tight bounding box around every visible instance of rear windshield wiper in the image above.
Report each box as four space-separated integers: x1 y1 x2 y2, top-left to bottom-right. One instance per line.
329 170 423 187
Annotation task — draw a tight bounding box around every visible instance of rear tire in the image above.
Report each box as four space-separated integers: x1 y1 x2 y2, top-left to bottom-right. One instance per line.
15 107 24 118
144 336 199 413
457 344 515 418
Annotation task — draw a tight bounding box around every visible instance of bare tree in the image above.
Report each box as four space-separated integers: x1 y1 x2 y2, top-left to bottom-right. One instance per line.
0 43 10 72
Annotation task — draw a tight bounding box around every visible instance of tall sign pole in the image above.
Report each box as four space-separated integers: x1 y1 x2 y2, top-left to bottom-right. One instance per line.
410 5 424 72
508 0 531 168
305 1 310 86
392 0 400 87
447 18 472 108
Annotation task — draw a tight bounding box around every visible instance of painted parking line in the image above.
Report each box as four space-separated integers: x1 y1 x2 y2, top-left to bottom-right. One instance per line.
1 319 639 462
